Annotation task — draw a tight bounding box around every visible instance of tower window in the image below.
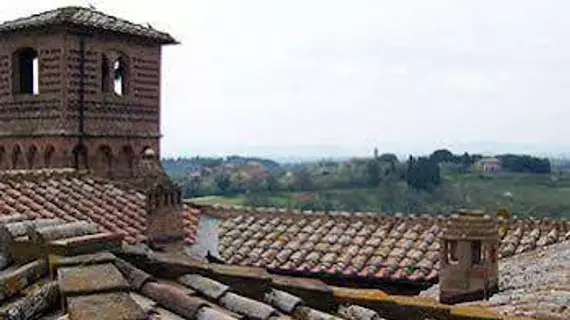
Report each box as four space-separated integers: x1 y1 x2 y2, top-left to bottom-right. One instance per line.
447 240 458 265
113 56 127 96
12 145 22 169
27 145 37 169
44 145 55 168
72 144 89 170
13 47 39 95
471 240 483 265
101 54 110 92
101 51 128 96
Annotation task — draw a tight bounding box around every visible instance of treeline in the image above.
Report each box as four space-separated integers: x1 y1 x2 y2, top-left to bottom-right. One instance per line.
497 154 551 174
427 149 551 174
165 149 552 199
162 155 281 179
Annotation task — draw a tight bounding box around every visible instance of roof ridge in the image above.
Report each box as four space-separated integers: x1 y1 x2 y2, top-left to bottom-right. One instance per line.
196 203 449 222
0 168 88 182
55 6 83 22
0 7 61 25
0 6 177 44
194 203 569 223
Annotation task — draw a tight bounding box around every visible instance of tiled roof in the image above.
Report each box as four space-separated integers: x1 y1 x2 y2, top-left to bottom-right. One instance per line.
0 169 199 245
0 6 177 44
199 205 570 284
0 214 533 320
420 240 570 319
184 208 200 245
116 248 535 320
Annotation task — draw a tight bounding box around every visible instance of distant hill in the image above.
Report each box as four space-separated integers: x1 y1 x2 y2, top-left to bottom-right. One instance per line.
162 155 282 179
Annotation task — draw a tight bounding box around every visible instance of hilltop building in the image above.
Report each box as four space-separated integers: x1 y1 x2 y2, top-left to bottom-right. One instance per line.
477 157 502 173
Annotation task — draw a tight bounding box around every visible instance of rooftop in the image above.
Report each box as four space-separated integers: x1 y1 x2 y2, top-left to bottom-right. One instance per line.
0 169 566 318
0 6 177 44
193 204 569 287
0 169 198 245
0 214 534 320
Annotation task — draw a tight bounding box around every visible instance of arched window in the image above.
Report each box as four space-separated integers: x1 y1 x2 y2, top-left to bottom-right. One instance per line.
26 145 37 169
72 144 88 170
13 47 39 95
471 240 483 265
44 145 55 168
95 145 113 176
11 145 23 169
101 53 110 93
118 145 134 177
113 55 128 96
0 146 6 169
446 240 459 265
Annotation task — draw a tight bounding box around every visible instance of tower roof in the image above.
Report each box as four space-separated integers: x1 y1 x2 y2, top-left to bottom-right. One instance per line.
0 6 178 44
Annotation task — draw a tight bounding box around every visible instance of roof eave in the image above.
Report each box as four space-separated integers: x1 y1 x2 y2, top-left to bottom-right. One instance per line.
0 23 179 46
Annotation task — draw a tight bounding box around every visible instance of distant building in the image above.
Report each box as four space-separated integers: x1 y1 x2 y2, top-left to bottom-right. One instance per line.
477 157 502 173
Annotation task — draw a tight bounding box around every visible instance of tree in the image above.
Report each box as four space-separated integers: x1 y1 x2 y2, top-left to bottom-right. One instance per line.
214 172 231 195
378 153 399 164
406 156 441 191
229 171 248 194
429 149 454 164
497 154 551 174
366 160 381 187
293 168 313 191
183 176 201 197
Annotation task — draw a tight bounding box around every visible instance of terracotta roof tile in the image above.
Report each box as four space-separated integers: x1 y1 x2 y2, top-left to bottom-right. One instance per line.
202 205 569 284
0 169 200 246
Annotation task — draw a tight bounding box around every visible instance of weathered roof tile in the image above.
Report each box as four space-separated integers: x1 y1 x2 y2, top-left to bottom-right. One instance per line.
264 289 303 314
218 292 278 320
0 170 200 247
67 292 147 320
206 206 569 284
178 274 230 301
58 263 130 295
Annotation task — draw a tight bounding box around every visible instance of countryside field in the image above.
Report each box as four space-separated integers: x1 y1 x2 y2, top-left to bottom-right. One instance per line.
188 173 570 217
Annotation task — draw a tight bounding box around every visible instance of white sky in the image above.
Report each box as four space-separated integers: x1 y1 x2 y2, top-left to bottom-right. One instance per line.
3 0 570 158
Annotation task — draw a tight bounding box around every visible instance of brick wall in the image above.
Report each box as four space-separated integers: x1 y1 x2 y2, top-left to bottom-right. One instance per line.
0 30 67 137
0 27 164 178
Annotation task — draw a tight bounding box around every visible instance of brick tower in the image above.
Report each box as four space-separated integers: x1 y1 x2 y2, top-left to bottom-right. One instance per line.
439 209 500 304
0 6 177 180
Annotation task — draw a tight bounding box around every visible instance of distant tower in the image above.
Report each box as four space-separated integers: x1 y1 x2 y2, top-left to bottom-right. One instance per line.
439 209 499 304
373 147 379 159
0 6 177 181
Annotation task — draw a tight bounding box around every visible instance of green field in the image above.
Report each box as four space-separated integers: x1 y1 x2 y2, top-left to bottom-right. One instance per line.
188 173 570 218
189 195 246 206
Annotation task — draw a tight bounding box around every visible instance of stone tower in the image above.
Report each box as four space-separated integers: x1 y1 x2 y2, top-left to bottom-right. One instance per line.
0 6 177 180
439 209 499 304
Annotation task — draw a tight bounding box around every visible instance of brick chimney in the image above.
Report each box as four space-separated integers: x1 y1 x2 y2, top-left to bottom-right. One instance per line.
439 209 499 304
134 148 185 246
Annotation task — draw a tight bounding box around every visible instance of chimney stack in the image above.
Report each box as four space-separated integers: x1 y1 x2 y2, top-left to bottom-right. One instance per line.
439 209 499 304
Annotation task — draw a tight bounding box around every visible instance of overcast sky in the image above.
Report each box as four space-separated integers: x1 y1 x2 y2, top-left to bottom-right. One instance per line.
3 0 570 159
